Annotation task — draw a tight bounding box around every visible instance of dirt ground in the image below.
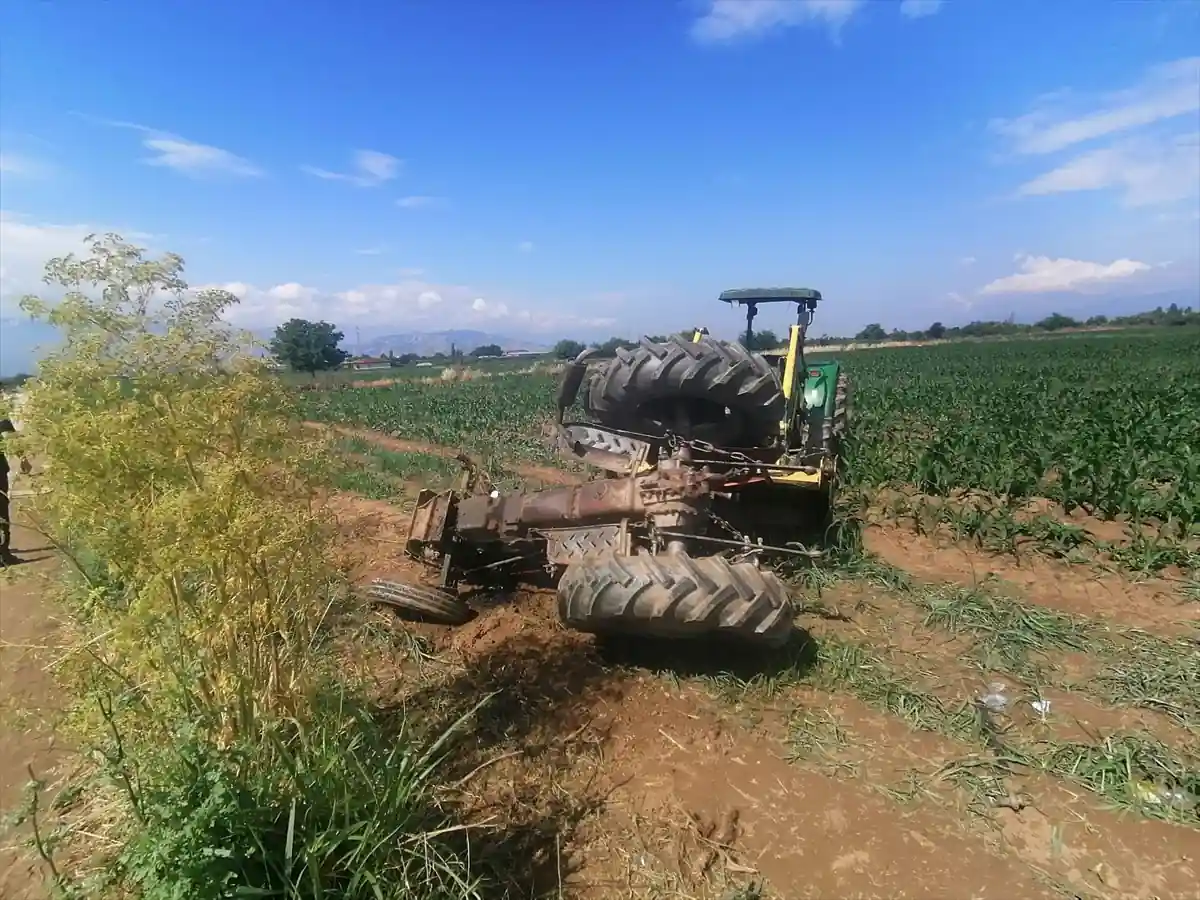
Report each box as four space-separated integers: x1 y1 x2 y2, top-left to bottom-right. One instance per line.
3 480 1198 899
344 490 1200 899
0 516 63 900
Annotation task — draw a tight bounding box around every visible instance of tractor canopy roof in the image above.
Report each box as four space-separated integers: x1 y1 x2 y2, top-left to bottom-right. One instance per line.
719 287 822 304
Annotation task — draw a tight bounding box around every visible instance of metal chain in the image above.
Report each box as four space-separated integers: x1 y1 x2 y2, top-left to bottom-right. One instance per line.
706 506 752 546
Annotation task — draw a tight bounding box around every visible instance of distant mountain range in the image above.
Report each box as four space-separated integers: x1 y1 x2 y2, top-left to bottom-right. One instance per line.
0 322 554 375
352 330 551 358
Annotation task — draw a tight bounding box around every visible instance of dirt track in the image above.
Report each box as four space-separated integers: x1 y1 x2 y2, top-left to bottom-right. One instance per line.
0 517 63 900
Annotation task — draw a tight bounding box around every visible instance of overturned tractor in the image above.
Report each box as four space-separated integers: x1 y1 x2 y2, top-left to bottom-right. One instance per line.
370 288 851 649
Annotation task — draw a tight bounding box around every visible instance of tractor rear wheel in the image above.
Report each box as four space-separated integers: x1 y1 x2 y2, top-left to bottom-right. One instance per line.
807 369 852 526
584 336 784 446
828 369 852 451
557 551 795 648
368 579 475 625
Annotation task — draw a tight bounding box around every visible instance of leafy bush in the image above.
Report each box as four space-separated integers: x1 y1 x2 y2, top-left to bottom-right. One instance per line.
8 235 484 898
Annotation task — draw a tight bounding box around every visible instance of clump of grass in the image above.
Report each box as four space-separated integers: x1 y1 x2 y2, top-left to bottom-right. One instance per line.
838 555 1200 726
811 638 984 742
805 637 1200 825
12 692 490 900
1091 633 1200 727
915 584 1095 677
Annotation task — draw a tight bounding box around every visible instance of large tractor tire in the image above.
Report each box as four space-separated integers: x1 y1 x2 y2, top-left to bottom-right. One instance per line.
584 336 784 446
829 370 852 449
557 551 795 648
368 579 475 625
805 369 853 528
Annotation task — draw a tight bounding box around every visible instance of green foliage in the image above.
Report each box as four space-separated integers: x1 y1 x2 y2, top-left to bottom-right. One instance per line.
843 331 1200 567
855 323 887 342
552 338 586 359
270 318 350 375
11 235 482 897
1035 312 1081 331
926 322 945 340
747 329 782 350
94 698 483 900
591 336 637 355
302 373 565 471
470 343 502 357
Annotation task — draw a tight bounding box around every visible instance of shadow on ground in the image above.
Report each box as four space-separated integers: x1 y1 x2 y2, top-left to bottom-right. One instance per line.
378 597 820 896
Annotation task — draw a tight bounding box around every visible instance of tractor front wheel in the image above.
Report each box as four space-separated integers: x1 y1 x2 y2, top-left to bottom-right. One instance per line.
556 551 795 647
368 579 476 625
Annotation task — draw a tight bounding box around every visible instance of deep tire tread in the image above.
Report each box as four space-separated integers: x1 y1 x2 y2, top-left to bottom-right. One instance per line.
557 551 795 647
368 579 474 625
584 336 785 443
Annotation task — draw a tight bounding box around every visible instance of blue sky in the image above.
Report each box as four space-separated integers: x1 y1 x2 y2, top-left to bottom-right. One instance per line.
2 0 1198 371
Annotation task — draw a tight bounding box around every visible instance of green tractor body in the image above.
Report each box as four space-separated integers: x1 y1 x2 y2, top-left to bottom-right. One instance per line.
705 289 849 495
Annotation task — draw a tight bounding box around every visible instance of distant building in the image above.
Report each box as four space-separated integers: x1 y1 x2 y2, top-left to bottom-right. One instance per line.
502 349 544 358
347 356 391 371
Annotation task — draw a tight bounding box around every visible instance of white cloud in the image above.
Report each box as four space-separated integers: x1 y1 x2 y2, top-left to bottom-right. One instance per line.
1015 131 1200 207
0 212 622 338
470 296 511 318
203 276 608 334
979 254 1152 295
301 149 401 187
517 240 535 253
0 211 155 315
990 57 1200 211
0 153 52 178
690 0 863 44
142 136 263 178
899 0 942 19
396 195 447 209
960 256 977 267
75 115 263 179
990 57 1200 156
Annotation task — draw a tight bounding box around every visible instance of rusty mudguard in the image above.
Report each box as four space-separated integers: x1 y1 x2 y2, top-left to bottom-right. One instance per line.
406 489 455 559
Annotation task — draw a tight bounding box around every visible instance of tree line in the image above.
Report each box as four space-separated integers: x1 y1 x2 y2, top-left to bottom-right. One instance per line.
260 302 1200 377
835 302 1199 346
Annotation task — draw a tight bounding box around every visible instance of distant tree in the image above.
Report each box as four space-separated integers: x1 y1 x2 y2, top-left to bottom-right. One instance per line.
855 323 887 343
746 329 783 350
470 343 503 357
1085 315 1109 327
388 352 419 367
553 339 586 359
269 318 349 377
1035 312 1080 332
592 336 637 355
926 322 946 340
